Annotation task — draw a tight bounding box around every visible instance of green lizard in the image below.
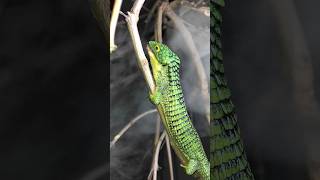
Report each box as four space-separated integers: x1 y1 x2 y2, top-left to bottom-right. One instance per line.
210 0 255 179
147 41 210 180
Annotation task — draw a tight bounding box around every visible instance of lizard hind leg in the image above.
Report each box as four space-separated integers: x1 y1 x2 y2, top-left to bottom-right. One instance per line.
181 159 199 175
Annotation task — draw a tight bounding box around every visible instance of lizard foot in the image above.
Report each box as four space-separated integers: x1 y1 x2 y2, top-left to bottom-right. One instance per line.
149 91 161 105
180 159 199 175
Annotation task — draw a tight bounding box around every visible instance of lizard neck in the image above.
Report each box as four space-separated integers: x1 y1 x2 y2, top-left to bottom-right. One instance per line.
167 55 181 86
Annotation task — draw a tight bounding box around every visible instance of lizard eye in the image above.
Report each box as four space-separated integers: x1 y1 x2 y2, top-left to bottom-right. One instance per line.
155 45 160 52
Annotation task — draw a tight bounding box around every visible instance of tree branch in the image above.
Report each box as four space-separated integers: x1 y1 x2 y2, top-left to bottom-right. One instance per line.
148 132 166 180
155 2 168 43
125 0 156 93
110 109 157 149
165 134 174 180
110 0 123 53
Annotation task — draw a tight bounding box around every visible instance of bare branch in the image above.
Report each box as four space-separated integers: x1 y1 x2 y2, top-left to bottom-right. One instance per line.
132 0 146 18
155 2 169 43
149 116 161 180
148 131 166 180
153 116 161 149
165 134 174 180
145 0 162 24
110 0 123 53
125 0 156 93
110 109 157 149
153 132 166 180
119 10 128 18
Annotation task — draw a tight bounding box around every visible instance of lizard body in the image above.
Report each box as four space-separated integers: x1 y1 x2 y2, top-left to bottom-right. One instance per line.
147 41 210 180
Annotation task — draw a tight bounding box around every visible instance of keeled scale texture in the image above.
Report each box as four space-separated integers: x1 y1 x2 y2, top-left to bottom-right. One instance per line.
151 42 209 179
210 1 255 179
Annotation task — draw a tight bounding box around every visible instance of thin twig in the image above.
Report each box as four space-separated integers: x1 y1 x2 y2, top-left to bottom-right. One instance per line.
165 5 210 123
125 0 156 93
165 134 174 180
149 116 161 179
119 10 128 18
153 132 166 180
145 0 162 24
155 2 168 43
110 0 123 53
110 109 157 149
153 116 161 149
148 132 166 180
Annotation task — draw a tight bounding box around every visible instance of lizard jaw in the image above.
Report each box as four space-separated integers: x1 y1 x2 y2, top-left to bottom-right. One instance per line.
147 45 162 80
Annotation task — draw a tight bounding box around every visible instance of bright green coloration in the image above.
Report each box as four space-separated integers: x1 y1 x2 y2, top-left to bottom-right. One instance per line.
147 41 210 180
210 0 255 179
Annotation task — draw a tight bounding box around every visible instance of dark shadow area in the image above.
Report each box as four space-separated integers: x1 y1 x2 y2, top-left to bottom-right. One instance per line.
222 0 320 179
0 1 107 180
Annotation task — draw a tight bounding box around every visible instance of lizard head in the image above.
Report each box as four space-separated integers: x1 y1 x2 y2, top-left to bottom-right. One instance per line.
147 41 175 65
147 41 180 80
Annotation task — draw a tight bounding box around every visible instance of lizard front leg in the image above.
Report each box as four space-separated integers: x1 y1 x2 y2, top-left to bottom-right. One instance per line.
149 88 162 105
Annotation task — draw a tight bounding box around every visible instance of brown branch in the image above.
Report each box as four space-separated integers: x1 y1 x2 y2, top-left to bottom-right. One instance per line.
153 116 161 149
165 134 174 180
155 2 168 43
125 0 156 93
110 0 123 53
148 132 166 180
110 109 157 149
145 0 162 24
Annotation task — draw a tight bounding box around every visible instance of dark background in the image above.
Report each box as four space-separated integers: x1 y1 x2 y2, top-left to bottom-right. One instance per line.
223 0 320 179
0 1 107 180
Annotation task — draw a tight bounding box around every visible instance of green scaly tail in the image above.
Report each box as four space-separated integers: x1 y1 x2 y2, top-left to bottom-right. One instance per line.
210 1 255 179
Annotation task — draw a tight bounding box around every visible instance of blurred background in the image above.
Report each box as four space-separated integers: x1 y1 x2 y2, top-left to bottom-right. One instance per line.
0 1 107 180
223 0 320 179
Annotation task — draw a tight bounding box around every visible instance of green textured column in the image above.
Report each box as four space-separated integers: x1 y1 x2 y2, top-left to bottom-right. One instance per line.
210 1 255 179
